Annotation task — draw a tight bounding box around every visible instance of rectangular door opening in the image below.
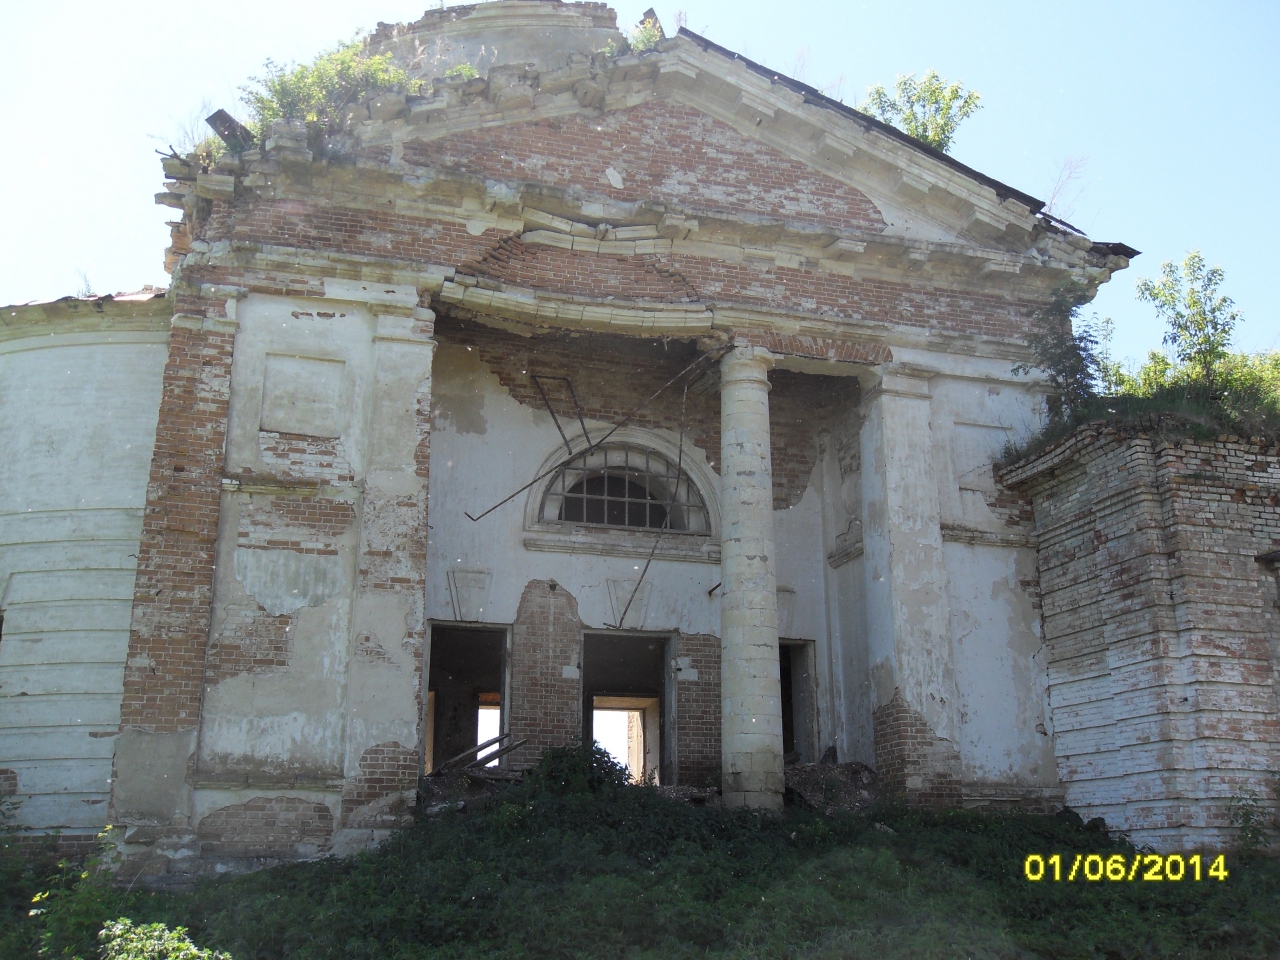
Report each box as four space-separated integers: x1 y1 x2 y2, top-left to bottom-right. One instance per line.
780 640 816 764
582 632 670 784
426 625 505 773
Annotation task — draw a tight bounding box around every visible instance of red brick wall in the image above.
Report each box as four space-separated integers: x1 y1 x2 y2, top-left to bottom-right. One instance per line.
507 580 585 766
257 432 357 483
209 199 497 268
120 318 234 733
195 796 334 859
403 101 886 232
674 633 721 788
872 689 963 806
459 236 700 302
341 741 419 824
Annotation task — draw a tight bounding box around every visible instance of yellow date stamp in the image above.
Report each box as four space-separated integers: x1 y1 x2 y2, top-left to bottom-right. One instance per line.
1024 853 1228 882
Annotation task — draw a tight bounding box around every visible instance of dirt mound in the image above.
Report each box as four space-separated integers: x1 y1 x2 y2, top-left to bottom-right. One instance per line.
785 761 876 815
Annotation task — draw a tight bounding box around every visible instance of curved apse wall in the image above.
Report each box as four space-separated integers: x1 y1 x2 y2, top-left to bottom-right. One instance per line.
0 293 169 837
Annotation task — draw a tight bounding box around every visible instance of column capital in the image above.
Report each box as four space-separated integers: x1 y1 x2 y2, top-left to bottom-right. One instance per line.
720 344 777 388
863 362 939 402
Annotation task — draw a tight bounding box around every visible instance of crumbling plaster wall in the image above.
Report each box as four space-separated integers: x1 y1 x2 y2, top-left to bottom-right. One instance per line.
112 289 435 881
814 346 1057 805
0 307 167 835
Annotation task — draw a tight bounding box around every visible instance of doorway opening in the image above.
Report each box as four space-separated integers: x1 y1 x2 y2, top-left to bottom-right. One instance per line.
582 632 672 784
425 625 505 773
780 640 816 763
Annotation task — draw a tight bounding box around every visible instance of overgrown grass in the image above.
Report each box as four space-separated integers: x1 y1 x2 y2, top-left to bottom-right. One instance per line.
1004 350 1280 465
4 766 1278 959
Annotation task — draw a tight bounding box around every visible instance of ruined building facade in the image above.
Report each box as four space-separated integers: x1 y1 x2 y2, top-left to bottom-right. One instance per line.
1 2 1273 880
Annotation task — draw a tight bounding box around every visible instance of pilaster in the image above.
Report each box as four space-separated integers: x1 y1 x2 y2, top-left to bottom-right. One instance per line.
860 366 962 804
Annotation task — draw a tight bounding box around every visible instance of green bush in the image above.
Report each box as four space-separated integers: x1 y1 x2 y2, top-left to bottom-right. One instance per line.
522 741 630 795
99 919 229 960
239 40 407 136
1005 349 1280 463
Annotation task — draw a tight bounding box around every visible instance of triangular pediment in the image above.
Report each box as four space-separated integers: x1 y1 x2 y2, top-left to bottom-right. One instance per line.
339 14 1134 293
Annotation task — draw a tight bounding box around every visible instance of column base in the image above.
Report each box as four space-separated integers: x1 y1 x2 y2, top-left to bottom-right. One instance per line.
722 789 785 811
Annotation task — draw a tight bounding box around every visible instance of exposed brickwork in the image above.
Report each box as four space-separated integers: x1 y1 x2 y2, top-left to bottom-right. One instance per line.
674 258 1036 340
341 741 419 823
235 495 356 555
768 370 859 508
435 313 850 506
195 796 334 858
211 199 498 267
872 689 963 807
0 768 16 796
1003 430 1280 848
206 607 294 681
406 101 887 232
438 311 722 460
271 497 358 537
984 470 1036 530
459 236 700 302
508 580 585 767
674 633 721 788
258 431 357 483
12 834 99 862
121 318 233 733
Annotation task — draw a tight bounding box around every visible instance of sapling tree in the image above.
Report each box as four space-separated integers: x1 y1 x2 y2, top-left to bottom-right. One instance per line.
860 71 981 153
1013 281 1105 420
1136 250 1239 395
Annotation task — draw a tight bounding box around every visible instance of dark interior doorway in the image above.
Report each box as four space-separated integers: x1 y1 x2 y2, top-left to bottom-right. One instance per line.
426 625 505 772
780 640 816 763
582 632 672 784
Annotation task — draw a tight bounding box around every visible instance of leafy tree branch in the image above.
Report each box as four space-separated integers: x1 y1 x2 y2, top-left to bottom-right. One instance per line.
860 71 981 153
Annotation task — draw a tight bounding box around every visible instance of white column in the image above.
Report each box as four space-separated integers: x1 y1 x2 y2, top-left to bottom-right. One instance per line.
719 345 784 809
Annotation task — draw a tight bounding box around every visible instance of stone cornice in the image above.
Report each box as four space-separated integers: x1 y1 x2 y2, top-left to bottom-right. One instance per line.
175 239 1044 368
1 293 171 343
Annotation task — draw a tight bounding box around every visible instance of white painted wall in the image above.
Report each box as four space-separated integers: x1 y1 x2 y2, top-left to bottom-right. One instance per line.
427 341 831 641
0 330 166 831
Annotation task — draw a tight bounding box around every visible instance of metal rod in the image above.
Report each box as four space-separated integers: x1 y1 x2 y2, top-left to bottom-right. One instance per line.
614 378 691 628
562 378 592 450
532 375 575 456
465 349 722 523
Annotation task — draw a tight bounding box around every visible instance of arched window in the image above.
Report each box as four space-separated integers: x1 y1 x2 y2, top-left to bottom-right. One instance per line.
540 444 709 534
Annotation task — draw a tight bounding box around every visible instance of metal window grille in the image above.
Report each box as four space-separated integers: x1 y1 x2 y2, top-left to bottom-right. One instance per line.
541 444 709 533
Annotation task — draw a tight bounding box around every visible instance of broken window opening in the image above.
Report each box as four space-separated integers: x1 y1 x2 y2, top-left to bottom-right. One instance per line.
425 626 506 774
593 699 656 782
780 640 817 764
543 444 708 533
582 632 673 784
477 693 501 767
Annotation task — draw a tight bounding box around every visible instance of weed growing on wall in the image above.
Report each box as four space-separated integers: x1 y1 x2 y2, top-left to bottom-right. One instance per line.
240 40 407 136
441 63 479 80
603 17 663 58
1005 253 1278 463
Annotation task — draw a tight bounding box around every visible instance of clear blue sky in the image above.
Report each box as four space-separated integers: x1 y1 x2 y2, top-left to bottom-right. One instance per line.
2 1 1275 366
